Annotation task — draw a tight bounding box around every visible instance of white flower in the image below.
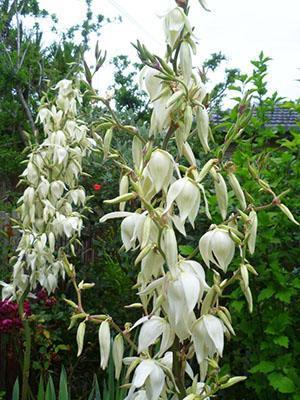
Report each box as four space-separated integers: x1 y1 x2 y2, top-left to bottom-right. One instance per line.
191 315 225 379
139 66 172 136
112 333 124 380
0 281 15 300
146 150 174 193
179 41 192 84
126 360 165 400
163 7 192 48
248 210 258 254
165 177 201 226
138 316 174 356
196 106 210 154
161 228 178 270
211 168 228 221
99 320 111 370
199 228 235 272
121 214 146 251
55 79 73 97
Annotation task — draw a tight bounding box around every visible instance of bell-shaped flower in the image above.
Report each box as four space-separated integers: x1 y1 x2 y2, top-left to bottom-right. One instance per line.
179 41 192 84
191 315 225 379
146 150 174 194
139 66 172 136
121 213 146 251
138 316 174 356
125 359 166 400
164 266 207 341
165 177 201 227
178 260 209 298
141 250 164 282
199 228 235 272
163 7 192 48
55 79 73 97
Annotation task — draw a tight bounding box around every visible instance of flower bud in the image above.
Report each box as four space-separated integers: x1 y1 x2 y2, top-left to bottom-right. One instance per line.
278 204 299 225
76 321 86 357
180 41 192 84
112 333 124 380
184 105 193 134
132 135 144 171
103 128 113 159
99 320 111 370
119 175 129 211
161 227 178 270
104 192 137 205
220 376 247 389
247 210 258 255
211 168 228 220
182 142 196 166
196 106 210 153
228 172 247 210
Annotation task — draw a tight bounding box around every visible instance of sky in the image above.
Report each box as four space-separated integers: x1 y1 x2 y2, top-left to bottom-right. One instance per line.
38 0 300 101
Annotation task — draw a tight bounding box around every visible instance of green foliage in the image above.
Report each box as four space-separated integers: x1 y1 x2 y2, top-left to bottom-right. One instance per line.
0 0 104 189
111 54 150 123
216 53 300 400
12 363 125 400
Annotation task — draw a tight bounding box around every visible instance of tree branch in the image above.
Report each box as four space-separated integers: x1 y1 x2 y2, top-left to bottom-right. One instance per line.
17 87 37 140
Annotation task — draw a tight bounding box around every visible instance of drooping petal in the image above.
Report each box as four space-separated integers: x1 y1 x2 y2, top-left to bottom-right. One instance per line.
159 323 175 356
132 360 155 388
211 230 235 272
138 317 166 353
191 318 207 364
203 315 224 356
165 178 186 212
147 364 165 400
199 231 214 267
100 211 133 223
180 271 200 313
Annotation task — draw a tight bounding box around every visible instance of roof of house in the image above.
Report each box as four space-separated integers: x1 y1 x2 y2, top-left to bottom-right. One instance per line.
212 106 300 129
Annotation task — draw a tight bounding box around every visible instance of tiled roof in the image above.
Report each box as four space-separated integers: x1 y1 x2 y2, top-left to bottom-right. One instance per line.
211 106 300 129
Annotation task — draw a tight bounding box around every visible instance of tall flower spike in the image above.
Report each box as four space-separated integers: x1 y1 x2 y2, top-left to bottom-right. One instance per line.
4 80 93 298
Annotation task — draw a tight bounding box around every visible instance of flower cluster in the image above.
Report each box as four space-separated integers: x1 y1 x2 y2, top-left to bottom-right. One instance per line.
6 0 298 399
1 80 94 299
0 300 31 333
93 2 297 399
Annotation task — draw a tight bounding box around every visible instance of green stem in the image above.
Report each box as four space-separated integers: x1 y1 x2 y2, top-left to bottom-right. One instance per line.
18 288 31 400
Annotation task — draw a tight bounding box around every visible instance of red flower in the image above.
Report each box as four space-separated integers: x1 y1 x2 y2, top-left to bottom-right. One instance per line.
93 183 102 191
